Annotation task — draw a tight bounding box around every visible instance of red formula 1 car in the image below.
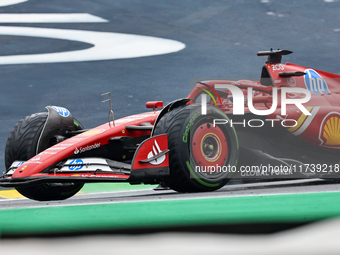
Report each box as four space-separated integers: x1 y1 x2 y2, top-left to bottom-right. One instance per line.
1 49 340 201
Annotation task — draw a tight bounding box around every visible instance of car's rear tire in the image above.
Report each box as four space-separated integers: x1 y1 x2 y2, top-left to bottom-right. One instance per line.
5 112 84 201
153 104 238 192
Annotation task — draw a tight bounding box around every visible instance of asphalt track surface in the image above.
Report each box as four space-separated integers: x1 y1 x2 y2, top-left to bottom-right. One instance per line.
0 179 332 209
0 179 330 209
1 0 340 243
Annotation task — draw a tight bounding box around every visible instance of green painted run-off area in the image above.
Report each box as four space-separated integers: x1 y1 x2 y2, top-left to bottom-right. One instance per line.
1 191 340 235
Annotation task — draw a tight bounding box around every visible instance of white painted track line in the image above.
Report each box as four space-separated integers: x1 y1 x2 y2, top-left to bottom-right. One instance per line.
0 14 108 23
0 26 186 65
0 0 27 7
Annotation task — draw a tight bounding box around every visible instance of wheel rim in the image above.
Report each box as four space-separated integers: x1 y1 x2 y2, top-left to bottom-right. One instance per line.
202 134 220 161
191 122 229 178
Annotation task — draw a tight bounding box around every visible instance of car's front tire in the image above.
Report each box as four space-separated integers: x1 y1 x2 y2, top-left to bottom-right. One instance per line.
5 112 84 201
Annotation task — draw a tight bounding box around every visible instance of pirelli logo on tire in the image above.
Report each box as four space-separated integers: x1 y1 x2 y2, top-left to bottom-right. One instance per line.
183 112 200 143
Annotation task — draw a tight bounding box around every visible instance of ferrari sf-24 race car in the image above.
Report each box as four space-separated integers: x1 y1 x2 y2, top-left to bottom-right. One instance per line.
1 49 340 201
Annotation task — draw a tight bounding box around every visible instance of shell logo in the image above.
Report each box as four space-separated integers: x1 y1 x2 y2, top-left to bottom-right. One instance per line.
319 113 340 147
81 129 105 136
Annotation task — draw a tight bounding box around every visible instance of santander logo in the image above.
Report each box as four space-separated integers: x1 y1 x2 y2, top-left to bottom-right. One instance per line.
74 143 101 154
147 140 166 165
